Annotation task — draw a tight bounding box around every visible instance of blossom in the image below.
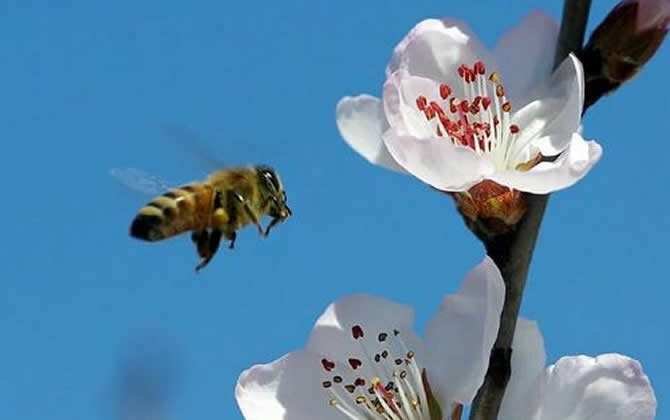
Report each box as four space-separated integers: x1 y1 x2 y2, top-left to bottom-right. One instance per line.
235 257 505 420
337 11 602 194
499 319 656 420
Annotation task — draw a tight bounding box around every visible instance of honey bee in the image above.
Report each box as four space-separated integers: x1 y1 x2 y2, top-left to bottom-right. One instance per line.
112 166 292 271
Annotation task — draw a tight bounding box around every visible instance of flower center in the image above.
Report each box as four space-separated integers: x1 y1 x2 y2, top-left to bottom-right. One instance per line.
415 60 526 170
319 325 433 420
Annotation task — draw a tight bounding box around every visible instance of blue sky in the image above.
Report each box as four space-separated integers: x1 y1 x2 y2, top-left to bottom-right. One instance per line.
1 1 668 419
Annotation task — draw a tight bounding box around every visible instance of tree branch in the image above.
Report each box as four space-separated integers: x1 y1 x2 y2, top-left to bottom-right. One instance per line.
468 2 592 419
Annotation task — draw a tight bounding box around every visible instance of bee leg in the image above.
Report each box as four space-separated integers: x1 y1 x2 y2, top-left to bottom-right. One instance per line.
233 192 265 237
228 231 237 249
264 217 281 237
195 229 222 272
191 230 210 258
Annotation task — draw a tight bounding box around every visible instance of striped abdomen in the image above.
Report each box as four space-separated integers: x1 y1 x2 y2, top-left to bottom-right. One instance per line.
130 183 215 241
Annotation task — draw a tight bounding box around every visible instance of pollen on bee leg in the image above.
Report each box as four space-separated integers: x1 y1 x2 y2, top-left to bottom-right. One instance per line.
211 208 228 227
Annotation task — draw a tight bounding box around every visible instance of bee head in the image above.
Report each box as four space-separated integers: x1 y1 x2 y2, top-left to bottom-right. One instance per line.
256 165 292 219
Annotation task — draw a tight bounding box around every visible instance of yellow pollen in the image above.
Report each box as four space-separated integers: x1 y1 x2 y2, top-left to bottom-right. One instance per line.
489 72 499 83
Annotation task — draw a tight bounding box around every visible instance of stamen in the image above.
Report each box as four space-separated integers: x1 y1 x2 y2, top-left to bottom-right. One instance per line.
319 326 433 420
439 84 451 99
416 96 427 111
411 59 532 170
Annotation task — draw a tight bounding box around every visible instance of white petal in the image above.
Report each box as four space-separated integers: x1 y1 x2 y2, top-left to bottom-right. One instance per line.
532 354 656 420
383 132 493 191
498 319 546 420
508 54 585 159
236 351 345 420
336 94 406 172
493 10 559 106
306 295 424 373
490 133 602 193
383 72 438 138
423 256 506 406
385 18 493 91
542 53 585 137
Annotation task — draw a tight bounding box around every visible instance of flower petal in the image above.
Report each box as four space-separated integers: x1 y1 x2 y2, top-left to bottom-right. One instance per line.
386 18 493 91
306 295 424 373
336 94 406 172
423 256 505 406
236 351 345 420
383 72 439 138
532 354 656 420
498 319 546 420
383 132 493 191
493 10 559 106
508 54 585 160
490 133 602 193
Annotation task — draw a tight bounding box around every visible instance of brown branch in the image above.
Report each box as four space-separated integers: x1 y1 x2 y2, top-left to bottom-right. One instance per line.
467 1 592 419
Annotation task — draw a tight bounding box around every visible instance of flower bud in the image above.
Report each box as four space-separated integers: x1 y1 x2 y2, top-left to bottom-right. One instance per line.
579 0 668 107
635 0 670 31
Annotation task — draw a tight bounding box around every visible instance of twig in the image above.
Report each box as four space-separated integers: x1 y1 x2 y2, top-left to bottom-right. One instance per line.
468 1 592 419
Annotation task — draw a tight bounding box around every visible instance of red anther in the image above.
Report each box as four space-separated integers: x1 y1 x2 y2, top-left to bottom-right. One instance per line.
472 96 482 107
348 358 363 369
374 382 397 412
439 84 452 99
416 96 427 111
509 124 520 134
440 115 452 130
493 116 500 125
436 125 443 137
481 97 492 110
459 100 470 113
449 98 458 113
458 65 465 78
352 325 364 339
424 107 436 120
321 358 336 372
430 101 445 116
469 103 480 114
474 61 486 75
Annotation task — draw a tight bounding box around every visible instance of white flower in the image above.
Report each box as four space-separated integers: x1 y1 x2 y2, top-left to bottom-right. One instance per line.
499 319 656 420
235 257 505 420
336 11 602 193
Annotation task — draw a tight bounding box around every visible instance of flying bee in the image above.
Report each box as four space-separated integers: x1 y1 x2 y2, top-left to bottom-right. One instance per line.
112 166 292 271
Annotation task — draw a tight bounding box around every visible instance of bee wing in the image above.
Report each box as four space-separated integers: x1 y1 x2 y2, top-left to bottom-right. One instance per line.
159 123 226 171
110 167 173 195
